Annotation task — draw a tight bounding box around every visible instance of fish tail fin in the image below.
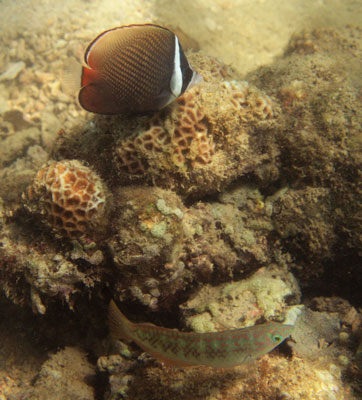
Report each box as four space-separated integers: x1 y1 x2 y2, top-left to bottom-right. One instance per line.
108 300 133 341
60 57 83 96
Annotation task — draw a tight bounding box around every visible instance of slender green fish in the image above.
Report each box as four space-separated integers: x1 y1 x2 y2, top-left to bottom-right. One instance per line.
108 300 294 368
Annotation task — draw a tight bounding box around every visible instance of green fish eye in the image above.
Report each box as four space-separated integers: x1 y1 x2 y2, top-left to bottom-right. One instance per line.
272 334 283 343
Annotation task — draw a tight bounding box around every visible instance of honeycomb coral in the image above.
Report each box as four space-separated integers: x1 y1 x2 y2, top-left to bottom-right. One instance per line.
27 160 106 238
113 76 279 196
116 92 215 175
224 81 274 120
172 93 215 166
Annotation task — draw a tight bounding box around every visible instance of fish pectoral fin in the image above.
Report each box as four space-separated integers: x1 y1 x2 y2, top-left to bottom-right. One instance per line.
78 82 121 115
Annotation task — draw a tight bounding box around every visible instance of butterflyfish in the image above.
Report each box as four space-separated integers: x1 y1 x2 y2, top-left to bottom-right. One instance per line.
108 300 294 368
79 24 202 115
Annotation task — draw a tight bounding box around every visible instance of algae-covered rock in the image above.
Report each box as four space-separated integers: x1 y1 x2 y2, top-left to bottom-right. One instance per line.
247 26 362 293
181 266 301 332
108 186 187 309
272 187 336 264
0 144 48 206
104 352 346 400
0 221 105 310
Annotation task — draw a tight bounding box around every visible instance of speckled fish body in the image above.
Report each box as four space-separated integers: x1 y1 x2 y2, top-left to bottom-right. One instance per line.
79 24 201 115
108 300 293 368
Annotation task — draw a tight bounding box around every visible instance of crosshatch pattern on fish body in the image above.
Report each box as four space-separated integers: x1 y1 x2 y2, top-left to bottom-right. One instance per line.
78 24 202 114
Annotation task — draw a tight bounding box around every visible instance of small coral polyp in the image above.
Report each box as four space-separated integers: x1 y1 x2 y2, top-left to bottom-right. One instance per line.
224 81 274 120
28 160 106 237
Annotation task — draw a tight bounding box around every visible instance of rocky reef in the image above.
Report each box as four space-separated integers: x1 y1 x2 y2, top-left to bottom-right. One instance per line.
0 24 361 400
53 55 279 198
